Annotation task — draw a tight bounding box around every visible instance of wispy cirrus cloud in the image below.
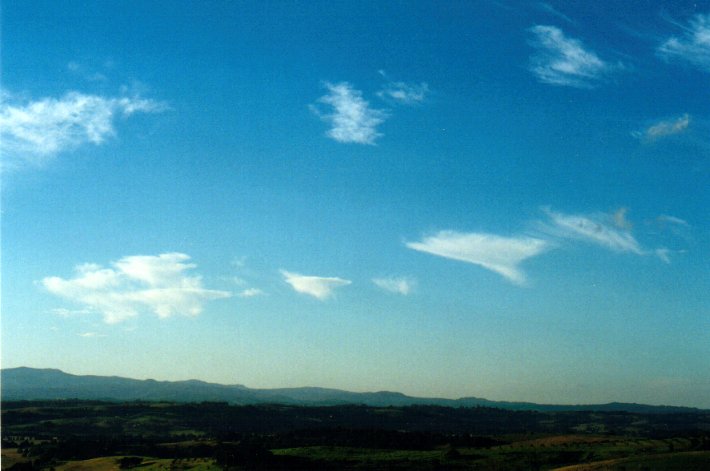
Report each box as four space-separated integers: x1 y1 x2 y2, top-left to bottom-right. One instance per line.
657 214 689 226
310 82 387 145
528 25 616 88
540 208 643 254
280 270 351 300
67 61 108 82
634 114 690 142
372 277 415 295
377 81 429 105
406 231 548 285
0 90 167 168
237 288 265 298
42 253 230 324
658 13 710 71
654 248 672 264
655 214 692 245
536 3 574 25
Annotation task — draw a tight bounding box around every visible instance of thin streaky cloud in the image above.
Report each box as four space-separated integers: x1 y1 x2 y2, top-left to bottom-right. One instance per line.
655 215 693 243
377 81 429 105
655 248 672 264
528 25 615 88
42 253 230 324
657 214 689 226
311 82 387 145
541 208 643 254
78 332 106 338
406 231 548 285
372 277 415 295
281 270 351 300
634 114 690 141
537 3 574 25
658 13 710 71
0 90 167 167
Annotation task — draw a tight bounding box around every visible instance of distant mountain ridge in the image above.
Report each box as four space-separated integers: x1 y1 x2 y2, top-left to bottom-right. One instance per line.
1 367 701 413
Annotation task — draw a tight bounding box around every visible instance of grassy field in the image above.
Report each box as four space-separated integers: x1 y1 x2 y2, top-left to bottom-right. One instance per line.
1 448 30 469
270 435 710 470
3 437 709 470
553 450 710 470
40 456 219 471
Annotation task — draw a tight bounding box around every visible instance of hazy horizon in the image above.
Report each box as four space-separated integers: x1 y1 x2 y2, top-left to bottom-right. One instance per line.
4 365 708 409
2 1 708 410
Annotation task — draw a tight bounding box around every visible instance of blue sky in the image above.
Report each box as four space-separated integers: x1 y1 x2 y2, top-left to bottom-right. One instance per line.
2 0 708 407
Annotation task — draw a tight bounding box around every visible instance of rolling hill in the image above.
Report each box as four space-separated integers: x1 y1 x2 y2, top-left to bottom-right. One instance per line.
1 367 701 413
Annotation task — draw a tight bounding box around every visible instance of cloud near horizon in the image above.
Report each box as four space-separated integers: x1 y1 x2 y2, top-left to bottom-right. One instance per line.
0 90 166 168
528 25 616 88
281 270 351 300
42 253 230 324
658 13 710 71
311 82 387 145
406 231 548 285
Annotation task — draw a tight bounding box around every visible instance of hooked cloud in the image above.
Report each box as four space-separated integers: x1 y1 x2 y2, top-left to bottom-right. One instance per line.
658 13 710 71
281 270 351 300
528 25 615 88
541 208 643 254
0 90 166 167
406 231 548 285
372 277 415 295
42 253 230 324
311 82 387 144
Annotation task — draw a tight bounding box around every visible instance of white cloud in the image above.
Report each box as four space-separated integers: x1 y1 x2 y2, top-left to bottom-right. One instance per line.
42 253 231 324
372 277 415 295
77 332 106 338
406 231 548 285
0 91 166 167
237 288 265 298
311 82 387 144
658 13 710 71
377 81 429 105
280 270 351 300
528 25 615 88
635 114 690 141
541 208 643 254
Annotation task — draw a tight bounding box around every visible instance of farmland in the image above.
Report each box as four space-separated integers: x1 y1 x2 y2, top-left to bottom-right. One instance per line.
2 400 709 470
